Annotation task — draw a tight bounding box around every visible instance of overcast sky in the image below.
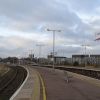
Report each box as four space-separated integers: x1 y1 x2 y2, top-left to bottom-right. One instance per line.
0 0 100 58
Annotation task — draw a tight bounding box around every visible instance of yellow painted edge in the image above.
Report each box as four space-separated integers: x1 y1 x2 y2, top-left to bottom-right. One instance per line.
32 70 40 100
37 71 47 100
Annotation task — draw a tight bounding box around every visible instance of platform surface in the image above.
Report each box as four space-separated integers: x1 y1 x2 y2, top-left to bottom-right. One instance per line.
12 66 100 100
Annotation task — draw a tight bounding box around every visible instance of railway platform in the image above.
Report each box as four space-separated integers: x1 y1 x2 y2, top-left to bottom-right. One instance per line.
11 65 100 100
10 66 40 100
34 66 100 100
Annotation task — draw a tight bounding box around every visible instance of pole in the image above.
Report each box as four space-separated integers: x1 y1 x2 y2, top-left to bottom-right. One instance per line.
85 45 87 67
13 58 14 65
53 31 55 70
82 44 90 67
82 44 87 67
47 29 61 70
39 46 41 59
30 50 33 62
36 44 44 66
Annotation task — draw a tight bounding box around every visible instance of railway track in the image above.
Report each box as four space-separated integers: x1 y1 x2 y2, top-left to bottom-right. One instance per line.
56 67 100 80
35 65 100 80
0 66 27 100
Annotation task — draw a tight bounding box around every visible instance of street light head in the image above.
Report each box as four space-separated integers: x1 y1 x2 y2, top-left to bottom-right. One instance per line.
47 29 50 31
47 29 61 32
58 30 61 32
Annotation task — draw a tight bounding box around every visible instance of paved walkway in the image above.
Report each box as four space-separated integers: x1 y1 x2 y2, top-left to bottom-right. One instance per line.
34 66 100 100
10 66 100 100
11 66 40 100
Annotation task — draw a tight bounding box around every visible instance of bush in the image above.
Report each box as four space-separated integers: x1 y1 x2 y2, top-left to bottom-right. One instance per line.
73 61 79 66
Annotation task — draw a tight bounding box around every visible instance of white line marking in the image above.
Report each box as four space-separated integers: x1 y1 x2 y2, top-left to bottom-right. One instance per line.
10 65 29 100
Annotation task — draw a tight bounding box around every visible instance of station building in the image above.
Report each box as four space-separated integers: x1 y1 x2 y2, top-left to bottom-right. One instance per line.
72 55 89 65
72 54 100 67
47 54 67 65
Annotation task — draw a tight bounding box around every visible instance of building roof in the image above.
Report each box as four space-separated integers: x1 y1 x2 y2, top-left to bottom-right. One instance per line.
72 55 89 58
54 56 66 58
90 55 100 57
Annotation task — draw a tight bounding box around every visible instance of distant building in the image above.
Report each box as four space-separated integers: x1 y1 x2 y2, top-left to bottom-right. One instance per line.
54 56 66 65
29 54 34 60
66 58 72 64
89 55 100 66
72 54 100 67
48 54 67 65
38 58 49 64
72 55 89 65
29 54 34 58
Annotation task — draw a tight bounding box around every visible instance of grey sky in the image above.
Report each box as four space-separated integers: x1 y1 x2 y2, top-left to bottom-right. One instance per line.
0 0 100 58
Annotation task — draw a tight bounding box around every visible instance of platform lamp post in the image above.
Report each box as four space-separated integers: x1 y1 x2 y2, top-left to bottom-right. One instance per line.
36 44 45 66
95 33 100 66
81 44 90 67
30 50 34 63
47 29 61 70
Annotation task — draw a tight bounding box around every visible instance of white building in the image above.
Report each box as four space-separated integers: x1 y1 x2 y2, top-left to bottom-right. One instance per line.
47 55 67 65
72 55 89 65
89 55 100 66
72 54 100 67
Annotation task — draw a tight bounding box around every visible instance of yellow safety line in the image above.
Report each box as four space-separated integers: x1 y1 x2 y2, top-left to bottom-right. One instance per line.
37 71 47 100
32 70 40 100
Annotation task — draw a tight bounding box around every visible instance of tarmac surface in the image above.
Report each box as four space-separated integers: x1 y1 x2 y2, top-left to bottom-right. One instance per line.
11 65 100 100
34 66 100 100
11 66 40 100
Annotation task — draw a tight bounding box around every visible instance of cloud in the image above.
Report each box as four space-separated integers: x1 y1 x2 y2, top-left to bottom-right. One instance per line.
66 0 100 14
0 0 82 32
0 0 100 57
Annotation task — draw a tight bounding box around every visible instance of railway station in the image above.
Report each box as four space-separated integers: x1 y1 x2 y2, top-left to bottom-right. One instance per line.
0 66 100 100
0 0 100 100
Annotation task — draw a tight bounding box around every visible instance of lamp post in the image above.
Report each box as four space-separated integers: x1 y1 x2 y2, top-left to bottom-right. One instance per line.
47 29 61 70
82 44 90 67
36 44 45 66
30 50 33 62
